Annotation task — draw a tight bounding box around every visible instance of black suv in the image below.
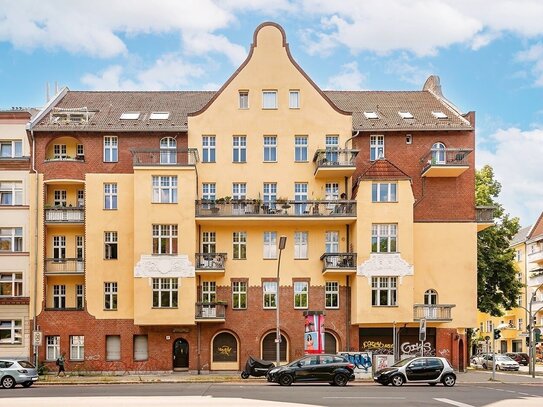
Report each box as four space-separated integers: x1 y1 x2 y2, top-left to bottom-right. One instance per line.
505 352 529 366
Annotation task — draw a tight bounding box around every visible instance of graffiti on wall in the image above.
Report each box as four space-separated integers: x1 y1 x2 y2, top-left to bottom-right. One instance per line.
361 341 394 355
339 352 372 372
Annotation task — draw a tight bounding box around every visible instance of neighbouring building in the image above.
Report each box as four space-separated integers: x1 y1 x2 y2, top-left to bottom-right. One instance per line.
0 108 35 358
26 22 489 373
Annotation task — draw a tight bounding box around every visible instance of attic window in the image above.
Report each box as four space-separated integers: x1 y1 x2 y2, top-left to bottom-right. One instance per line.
150 112 170 120
431 111 448 119
120 112 140 120
364 111 379 119
398 111 414 119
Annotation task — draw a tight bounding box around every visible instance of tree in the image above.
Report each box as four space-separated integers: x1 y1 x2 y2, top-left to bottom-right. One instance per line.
476 165 522 316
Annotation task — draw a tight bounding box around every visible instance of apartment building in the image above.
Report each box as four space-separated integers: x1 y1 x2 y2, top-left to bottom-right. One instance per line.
0 108 34 358
27 22 487 372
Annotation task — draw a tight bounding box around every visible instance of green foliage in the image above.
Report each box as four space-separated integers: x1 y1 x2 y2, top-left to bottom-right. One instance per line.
476 165 522 316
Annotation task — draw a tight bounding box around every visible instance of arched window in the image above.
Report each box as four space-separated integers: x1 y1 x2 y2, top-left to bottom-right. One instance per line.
431 142 446 164
212 332 238 363
262 332 287 362
424 289 438 319
324 332 338 354
160 137 177 164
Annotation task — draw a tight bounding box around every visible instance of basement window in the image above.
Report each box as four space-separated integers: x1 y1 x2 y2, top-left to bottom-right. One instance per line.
120 112 140 120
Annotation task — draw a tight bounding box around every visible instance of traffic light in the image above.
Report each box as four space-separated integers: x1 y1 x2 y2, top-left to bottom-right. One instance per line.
493 329 501 340
535 328 542 343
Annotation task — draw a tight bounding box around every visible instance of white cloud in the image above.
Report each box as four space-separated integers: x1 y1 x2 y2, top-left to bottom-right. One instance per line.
81 54 205 90
477 127 543 226
516 43 543 86
325 62 366 90
182 32 246 66
385 54 433 85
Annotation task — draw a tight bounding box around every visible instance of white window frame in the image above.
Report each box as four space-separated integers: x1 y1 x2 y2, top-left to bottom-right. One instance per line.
152 224 178 255
263 136 277 162
263 231 277 259
152 176 178 203
294 281 308 309
53 284 66 308
370 135 385 161
239 91 249 109
160 137 177 164
371 224 397 253
0 272 23 297
76 284 84 309
263 281 277 309
0 140 23 158
104 231 118 260
372 183 398 202
0 181 23 205
202 281 216 303
263 183 277 207
106 335 121 361
294 136 308 162
53 235 66 259
294 231 308 259
325 282 339 309
325 135 339 163
371 276 397 306
46 335 60 360
233 136 247 163
233 232 247 260
77 190 84 207
70 335 85 361
325 231 339 253
0 227 23 252
103 136 118 162
289 90 300 109
53 144 67 160
104 183 117 210
262 90 277 109
152 278 178 308
53 190 67 206
0 319 22 344
294 182 308 215
104 282 118 310
202 136 216 163
202 231 216 254
431 142 446 164
232 281 247 309
232 183 247 215
202 183 216 202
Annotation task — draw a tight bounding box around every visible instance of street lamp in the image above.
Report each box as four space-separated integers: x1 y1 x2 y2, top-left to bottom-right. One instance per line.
276 235 287 367
517 283 543 378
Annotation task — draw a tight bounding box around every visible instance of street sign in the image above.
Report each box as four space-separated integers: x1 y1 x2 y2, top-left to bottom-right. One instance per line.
518 333 529 337
33 331 42 346
419 318 426 342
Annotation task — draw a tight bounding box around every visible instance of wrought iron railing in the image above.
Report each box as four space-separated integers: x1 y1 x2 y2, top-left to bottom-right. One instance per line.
45 258 85 274
130 148 199 166
195 199 356 217
421 148 472 172
45 207 85 223
320 253 357 271
413 304 455 321
195 253 227 270
313 149 358 167
195 302 226 319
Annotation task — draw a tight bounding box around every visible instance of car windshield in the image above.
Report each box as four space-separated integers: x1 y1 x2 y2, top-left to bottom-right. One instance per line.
392 357 415 367
496 356 513 362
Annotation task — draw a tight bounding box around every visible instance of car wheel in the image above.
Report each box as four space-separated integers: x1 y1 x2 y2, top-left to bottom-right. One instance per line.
240 371 250 379
22 382 33 388
333 373 348 387
482 363 487 369
391 375 404 387
496 365 501 371
279 374 293 386
442 374 456 387
1 376 16 389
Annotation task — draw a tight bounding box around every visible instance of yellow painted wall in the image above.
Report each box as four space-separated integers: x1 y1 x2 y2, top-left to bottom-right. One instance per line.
44 136 80 159
45 275 84 308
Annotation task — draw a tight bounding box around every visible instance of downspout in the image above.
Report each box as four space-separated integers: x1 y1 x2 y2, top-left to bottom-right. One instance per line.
344 130 360 149
30 129 39 366
345 225 351 351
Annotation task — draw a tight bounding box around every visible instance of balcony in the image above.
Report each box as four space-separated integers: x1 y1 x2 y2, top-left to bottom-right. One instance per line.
195 302 226 322
195 253 227 273
413 304 455 321
45 258 85 275
421 148 472 177
528 249 543 265
45 207 85 223
130 148 198 167
313 149 358 179
476 206 494 232
195 199 356 219
320 253 357 275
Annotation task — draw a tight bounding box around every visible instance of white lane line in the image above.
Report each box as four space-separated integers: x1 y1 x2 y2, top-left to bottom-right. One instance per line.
434 398 475 407
324 397 405 399
505 390 516 393
518 392 531 396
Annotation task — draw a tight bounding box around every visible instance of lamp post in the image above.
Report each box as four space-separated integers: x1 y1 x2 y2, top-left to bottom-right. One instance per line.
276 235 287 367
517 283 543 378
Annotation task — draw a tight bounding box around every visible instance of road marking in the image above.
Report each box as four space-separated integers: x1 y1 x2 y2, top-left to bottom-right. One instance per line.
324 397 405 399
518 392 530 396
434 398 475 407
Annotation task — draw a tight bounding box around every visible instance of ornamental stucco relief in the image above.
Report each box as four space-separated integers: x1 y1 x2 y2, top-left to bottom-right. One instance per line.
134 254 195 278
357 253 414 284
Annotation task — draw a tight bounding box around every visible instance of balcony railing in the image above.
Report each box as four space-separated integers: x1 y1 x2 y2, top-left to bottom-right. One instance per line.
45 258 85 274
313 149 358 167
45 207 85 223
195 199 356 217
195 302 226 321
130 148 198 166
413 304 455 321
421 148 472 176
476 206 494 223
195 253 227 270
320 253 357 272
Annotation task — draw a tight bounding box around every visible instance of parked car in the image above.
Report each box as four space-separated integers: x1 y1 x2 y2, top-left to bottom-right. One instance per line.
505 352 529 366
266 354 355 386
0 359 39 388
374 356 456 387
470 353 490 367
482 355 519 371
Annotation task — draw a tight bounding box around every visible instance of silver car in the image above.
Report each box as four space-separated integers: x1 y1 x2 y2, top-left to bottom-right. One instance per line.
0 359 39 388
482 355 519 371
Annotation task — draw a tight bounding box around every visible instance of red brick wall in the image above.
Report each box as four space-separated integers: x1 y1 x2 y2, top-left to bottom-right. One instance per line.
436 328 467 371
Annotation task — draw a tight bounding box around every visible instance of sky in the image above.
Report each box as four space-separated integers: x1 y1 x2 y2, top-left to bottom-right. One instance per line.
1 0 542 227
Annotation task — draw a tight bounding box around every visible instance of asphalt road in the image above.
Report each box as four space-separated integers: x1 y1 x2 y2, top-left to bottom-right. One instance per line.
1 382 543 407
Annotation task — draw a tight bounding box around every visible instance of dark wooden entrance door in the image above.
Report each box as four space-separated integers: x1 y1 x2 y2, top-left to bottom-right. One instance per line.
173 338 189 370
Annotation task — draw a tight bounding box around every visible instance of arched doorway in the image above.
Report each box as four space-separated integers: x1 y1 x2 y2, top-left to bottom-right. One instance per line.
173 338 189 370
324 332 338 354
458 339 465 372
262 332 287 363
211 331 239 370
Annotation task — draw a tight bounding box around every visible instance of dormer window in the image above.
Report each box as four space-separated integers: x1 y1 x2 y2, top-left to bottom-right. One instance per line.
364 111 379 119
431 111 448 119
120 112 140 120
150 112 170 120
398 111 413 119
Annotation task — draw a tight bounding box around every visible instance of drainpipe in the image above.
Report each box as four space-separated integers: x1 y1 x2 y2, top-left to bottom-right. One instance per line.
30 129 39 366
344 130 360 149
346 275 350 351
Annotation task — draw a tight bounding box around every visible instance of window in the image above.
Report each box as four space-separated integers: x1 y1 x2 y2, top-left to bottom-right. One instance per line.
325 136 339 163
371 224 397 253
263 183 277 208
152 176 177 203
202 232 216 254
262 91 277 109
431 142 446 164
150 112 170 120
424 289 438 305
263 231 277 259
232 183 246 214
134 335 148 361
325 231 339 253
370 135 384 161
294 183 308 215
516 250 522 262
104 183 117 210
364 111 379 119
233 232 247 260
53 144 67 159
120 112 140 120
76 236 84 260
398 111 414 119
486 320 493 333
103 136 118 162
53 235 66 259
152 225 178 255
202 281 216 303
371 277 397 306
233 136 247 163
325 282 339 308
0 320 22 344
0 140 23 158
104 232 118 259
0 272 23 296
294 281 308 309
76 284 84 309
263 281 277 308
106 335 121 360
263 136 277 162
77 190 84 207
232 281 247 309
202 136 216 163
53 285 66 308
294 136 308 162
431 111 448 119
289 90 300 109
239 91 249 109
46 336 60 360
325 183 339 202
518 318 523 331
160 137 177 164
152 278 178 308
294 231 308 259
104 282 118 310
0 227 23 252
0 181 23 205
70 336 84 360
76 144 84 158
372 183 397 202
202 183 216 202
213 332 238 362
54 190 67 206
